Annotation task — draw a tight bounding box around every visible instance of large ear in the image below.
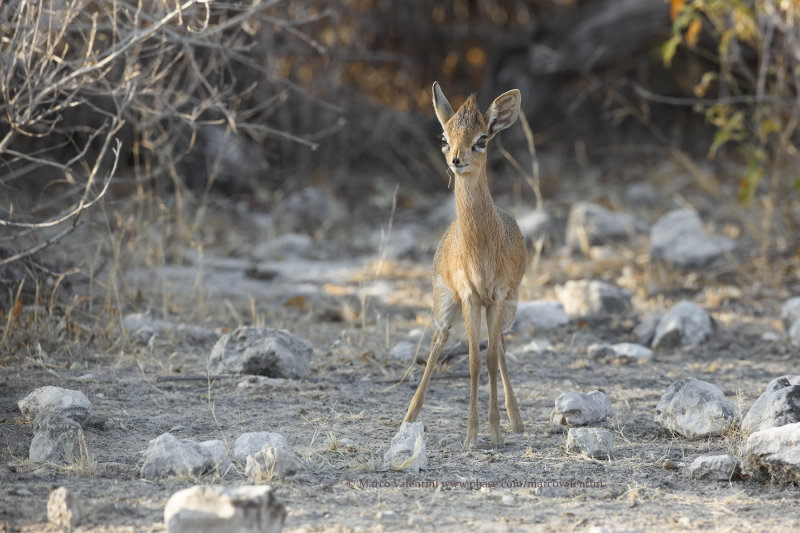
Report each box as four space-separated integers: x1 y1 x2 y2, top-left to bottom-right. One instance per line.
485 89 521 139
432 81 455 129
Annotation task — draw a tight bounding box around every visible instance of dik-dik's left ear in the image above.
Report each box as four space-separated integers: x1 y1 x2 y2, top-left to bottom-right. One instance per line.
432 81 455 130
485 89 521 140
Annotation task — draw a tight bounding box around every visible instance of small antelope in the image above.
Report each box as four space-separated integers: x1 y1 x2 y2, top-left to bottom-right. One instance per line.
404 82 526 449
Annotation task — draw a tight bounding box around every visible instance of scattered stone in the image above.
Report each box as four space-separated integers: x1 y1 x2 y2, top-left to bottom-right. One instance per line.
651 301 713 350
384 422 427 473
761 331 781 343
140 433 220 479
625 182 659 207
164 485 286 533
649 208 735 269
18 386 92 425
633 315 662 346
745 422 800 483
566 201 645 253
551 391 613 427
662 459 679 471
555 280 632 321
246 444 304 481
123 313 221 345
688 454 740 481
209 326 312 378
198 439 235 477
389 341 417 363
501 493 515 505
587 343 615 359
30 414 86 463
780 297 800 332
16 488 34 497
654 378 739 438
273 186 345 237
566 428 614 459
790 320 800 345
47 487 83 529
521 338 554 354
233 432 290 464
609 342 653 363
742 375 800 434
517 210 555 245
513 300 570 331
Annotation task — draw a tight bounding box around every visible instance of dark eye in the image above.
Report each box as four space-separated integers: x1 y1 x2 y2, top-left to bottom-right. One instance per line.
473 135 487 151
440 134 448 148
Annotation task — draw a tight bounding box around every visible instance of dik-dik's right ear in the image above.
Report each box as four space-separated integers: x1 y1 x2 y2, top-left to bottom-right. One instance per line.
432 81 455 129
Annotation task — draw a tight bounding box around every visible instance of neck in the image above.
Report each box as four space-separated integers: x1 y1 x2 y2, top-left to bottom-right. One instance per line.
453 168 501 246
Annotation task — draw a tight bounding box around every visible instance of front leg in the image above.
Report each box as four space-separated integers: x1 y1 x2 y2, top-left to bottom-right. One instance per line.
462 299 482 450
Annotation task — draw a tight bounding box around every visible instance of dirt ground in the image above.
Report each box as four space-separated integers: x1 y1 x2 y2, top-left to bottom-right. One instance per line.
1 160 799 532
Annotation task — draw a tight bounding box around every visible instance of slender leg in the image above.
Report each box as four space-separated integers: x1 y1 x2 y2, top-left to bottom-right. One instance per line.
404 281 458 423
485 302 503 447
462 299 482 450
404 327 450 423
499 296 524 432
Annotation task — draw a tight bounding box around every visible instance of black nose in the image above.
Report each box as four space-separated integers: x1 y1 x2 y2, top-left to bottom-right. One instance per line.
452 157 460 166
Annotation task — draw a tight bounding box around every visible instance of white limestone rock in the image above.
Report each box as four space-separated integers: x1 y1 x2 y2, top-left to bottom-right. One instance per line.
246 444 304 481
652 301 713 349
566 201 645 253
566 428 614 459
741 375 800 434
780 297 800 332
654 378 739 438
164 485 286 533
513 300 569 332
18 386 91 425
384 422 427 473
688 454 740 481
47 487 83 528
30 414 86 463
650 209 735 269
745 422 800 484
551 391 613 427
209 326 312 378
233 432 289 464
140 433 220 479
556 280 632 321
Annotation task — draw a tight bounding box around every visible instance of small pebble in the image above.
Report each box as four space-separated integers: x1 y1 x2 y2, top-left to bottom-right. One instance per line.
502 494 515 504
16 488 33 497
663 459 679 470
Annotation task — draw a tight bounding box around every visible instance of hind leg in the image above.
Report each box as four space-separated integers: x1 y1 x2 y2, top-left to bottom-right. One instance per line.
499 294 524 432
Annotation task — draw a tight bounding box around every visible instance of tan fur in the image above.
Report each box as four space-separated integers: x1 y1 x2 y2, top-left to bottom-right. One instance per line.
404 83 527 449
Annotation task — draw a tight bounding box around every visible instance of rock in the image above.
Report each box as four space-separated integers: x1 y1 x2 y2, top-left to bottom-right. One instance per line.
140 433 218 479
587 343 615 359
389 341 417 363
555 280 632 321
651 301 713 349
517 210 555 245
780 297 800 332
649 209 735 269
47 487 83 528
610 342 653 362
745 422 800 483
741 375 800 434
551 391 613 426
199 439 235 477
237 376 291 389
761 331 781 343
164 485 286 533
566 201 645 253
789 320 800 345
513 300 569 331
654 378 739 438
624 182 659 207
123 313 221 345
566 428 614 459
233 432 290 464
209 326 312 378
384 422 427 473
273 186 345 236
30 414 86 463
688 454 740 481
18 386 92 425
521 338 554 354
633 315 662 346
246 444 304 481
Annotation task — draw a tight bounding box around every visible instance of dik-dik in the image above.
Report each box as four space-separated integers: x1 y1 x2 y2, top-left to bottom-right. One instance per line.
404 82 526 449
